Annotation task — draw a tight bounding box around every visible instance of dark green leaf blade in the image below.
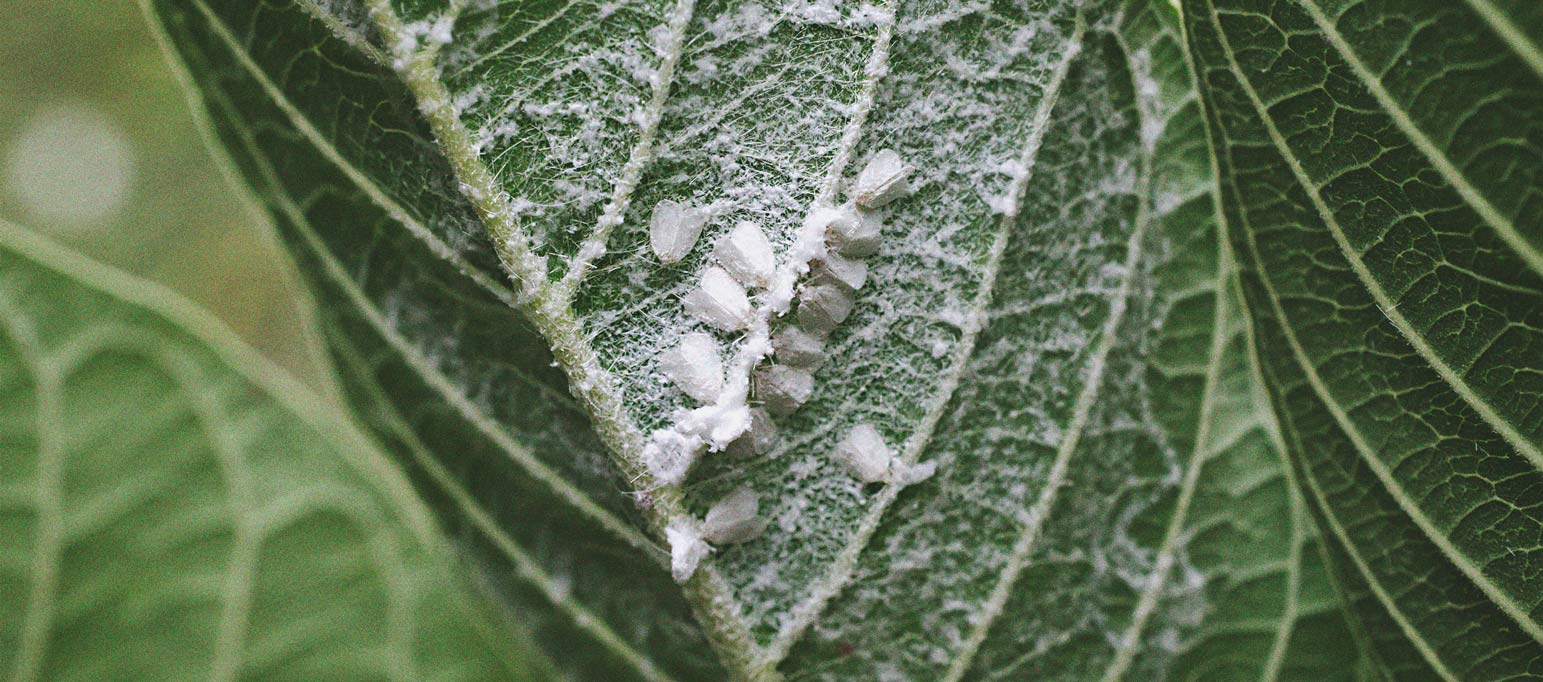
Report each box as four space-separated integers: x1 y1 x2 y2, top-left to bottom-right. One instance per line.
1185 0 1543 676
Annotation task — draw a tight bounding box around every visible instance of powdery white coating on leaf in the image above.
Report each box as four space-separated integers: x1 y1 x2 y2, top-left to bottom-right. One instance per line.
650 199 711 264
833 422 893 483
849 148 912 208
703 486 766 544
716 220 777 288
667 520 711 584
684 266 753 332
659 332 725 403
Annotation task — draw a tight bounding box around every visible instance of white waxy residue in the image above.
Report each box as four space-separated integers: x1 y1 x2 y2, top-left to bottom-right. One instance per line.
650 199 709 264
684 266 753 331
702 486 765 544
659 332 724 403
715 220 776 288
849 148 912 209
666 520 711 584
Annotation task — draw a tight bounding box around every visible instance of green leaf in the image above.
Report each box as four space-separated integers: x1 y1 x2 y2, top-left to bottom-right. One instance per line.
1183 0 1543 677
142 0 1372 678
0 221 532 681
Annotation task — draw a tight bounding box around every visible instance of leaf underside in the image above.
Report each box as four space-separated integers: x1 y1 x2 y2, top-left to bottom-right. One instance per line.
0 222 526 681
1184 0 1543 678
142 0 1543 678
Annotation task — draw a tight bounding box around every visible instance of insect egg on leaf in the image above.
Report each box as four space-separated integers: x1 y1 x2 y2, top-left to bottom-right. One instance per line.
659 332 724 403
650 199 709 264
715 220 775 289
849 148 913 209
684 266 752 332
702 486 765 544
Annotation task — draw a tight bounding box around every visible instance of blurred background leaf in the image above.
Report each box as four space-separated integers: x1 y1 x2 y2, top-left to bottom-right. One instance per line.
0 0 326 386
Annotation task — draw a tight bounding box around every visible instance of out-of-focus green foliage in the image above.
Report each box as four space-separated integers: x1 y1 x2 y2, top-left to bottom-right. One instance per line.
0 0 322 383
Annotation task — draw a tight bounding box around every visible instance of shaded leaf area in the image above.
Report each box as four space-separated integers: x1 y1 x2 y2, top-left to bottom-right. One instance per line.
0 223 525 682
1185 0 1543 677
146 0 1379 679
782 3 1365 679
144 0 724 680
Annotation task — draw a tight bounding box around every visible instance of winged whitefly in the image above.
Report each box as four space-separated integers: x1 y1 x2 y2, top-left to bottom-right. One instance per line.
833 423 893 484
796 282 854 334
727 407 779 458
665 520 711 585
808 252 868 292
755 365 815 417
683 266 752 332
649 199 710 265
659 332 724 403
849 148 912 209
715 220 776 289
891 459 938 486
642 431 700 488
772 326 827 368
824 206 883 257
702 487 765 545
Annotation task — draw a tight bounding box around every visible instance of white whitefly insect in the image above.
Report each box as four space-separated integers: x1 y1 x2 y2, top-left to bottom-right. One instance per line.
702 486 765 544
666 520 712 584
756 365 815 416
824 207 882 257
809 253 868 292
850 148 913 209
714 220 775 289
772 326 827 368
659 332 724 403
727 407 779 458
643 431 700 486
834 423 893 483
797 283 855 334
650 199 709 264
684 266 753 332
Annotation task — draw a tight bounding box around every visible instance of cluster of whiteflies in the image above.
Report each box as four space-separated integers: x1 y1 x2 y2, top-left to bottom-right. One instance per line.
645 150 935 582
